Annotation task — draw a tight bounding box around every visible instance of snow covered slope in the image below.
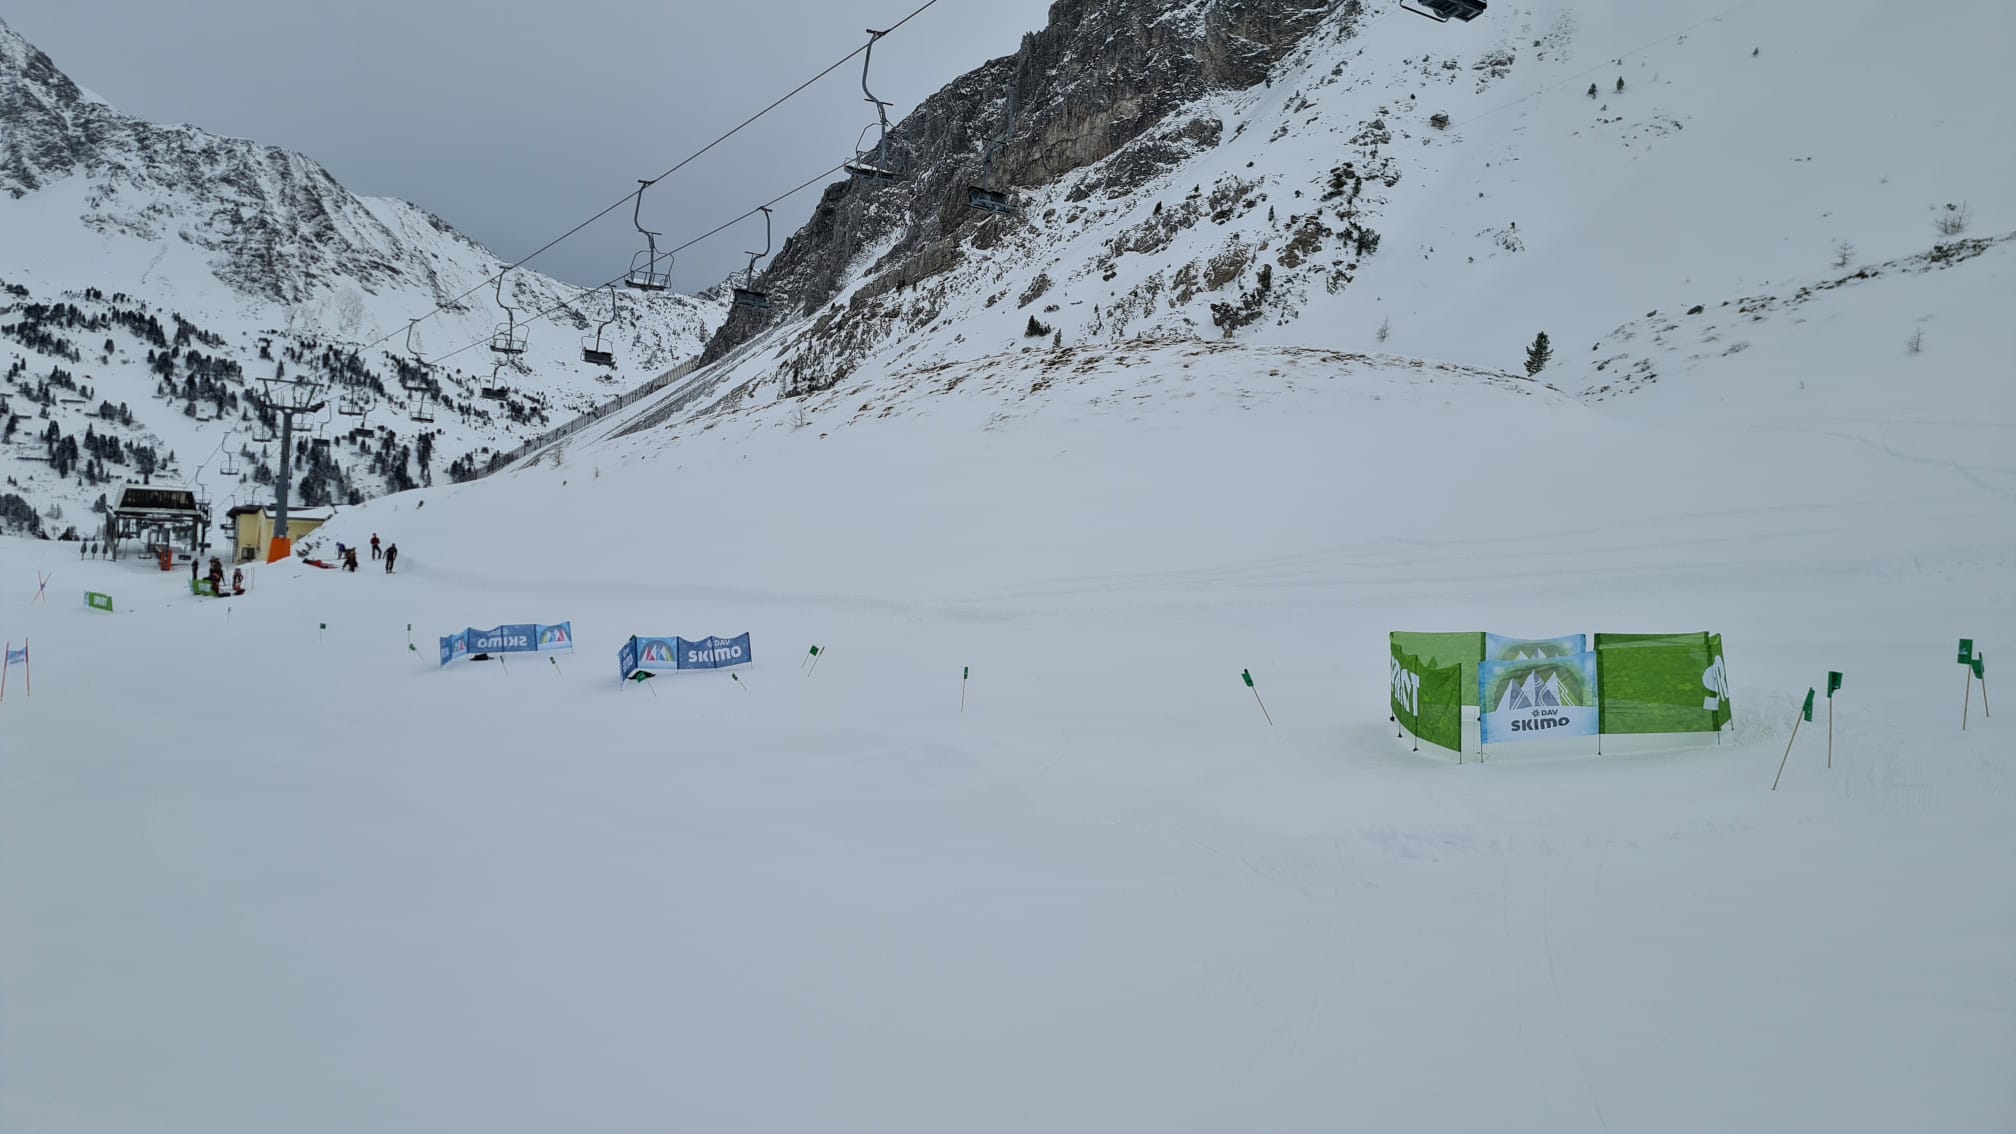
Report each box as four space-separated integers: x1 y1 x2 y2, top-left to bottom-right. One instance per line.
3 1 2013 1130
3 271 2011 1128
0 15 725 530
653 0 2011 428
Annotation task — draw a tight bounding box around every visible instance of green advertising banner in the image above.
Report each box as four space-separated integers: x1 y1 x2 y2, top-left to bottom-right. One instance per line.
1391 638 1464 753
1390 631 1485 707
85 591 114 612
1596 632 1724 735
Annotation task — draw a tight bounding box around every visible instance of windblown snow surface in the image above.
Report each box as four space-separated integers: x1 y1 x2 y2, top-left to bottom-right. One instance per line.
4 234 2013 1131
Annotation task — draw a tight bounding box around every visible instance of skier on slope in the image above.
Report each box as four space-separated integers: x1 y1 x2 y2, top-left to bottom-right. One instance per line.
370 533 381 560
384 543 398 574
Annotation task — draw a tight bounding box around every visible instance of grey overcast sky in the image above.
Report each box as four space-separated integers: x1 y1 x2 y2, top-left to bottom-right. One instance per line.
8 0 1056 292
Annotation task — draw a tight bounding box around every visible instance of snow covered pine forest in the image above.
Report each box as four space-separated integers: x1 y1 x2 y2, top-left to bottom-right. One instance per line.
4 0 2014 1131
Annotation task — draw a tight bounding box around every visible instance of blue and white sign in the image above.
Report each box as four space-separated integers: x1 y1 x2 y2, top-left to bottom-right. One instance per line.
439 621 575 666
1480 650 1599 744
619 632 753 680
1486 632 1588 661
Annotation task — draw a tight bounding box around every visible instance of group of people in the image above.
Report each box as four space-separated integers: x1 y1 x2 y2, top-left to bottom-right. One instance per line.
194 555 245 596
335 533 399 574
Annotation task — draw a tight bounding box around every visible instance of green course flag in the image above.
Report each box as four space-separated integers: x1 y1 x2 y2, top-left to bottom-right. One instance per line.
1240 668 1273 725
809 645 821 657
1827 671 1843 697
85 591 114 612
964 666 970 680
1802 688 1815 722
1959 638 1975 664
1972 656 1985 680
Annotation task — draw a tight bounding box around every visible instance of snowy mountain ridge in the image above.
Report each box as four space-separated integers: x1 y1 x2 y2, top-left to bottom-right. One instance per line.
595 0 2009 446
0 14 725 534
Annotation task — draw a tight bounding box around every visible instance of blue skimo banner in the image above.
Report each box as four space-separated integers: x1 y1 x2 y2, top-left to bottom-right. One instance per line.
619 633 753 680
1486 632 1588 661
439 622 574 666
1480 650 1599 743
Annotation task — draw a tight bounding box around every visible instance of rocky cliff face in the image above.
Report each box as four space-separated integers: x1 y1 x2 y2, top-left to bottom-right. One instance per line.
701 0 1346 364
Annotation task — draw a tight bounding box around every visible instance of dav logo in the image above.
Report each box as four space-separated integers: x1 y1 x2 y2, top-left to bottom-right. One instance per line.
1511 709 1572 732
686 638 746 666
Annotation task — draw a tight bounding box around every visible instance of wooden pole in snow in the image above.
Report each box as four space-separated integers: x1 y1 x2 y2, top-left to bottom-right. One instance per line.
1772 708 1806 791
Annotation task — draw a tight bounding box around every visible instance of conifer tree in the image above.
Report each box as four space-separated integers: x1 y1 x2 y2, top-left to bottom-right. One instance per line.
1525 331 1553 377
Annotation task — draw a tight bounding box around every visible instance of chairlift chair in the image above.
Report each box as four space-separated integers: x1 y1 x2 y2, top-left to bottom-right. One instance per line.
410 397 436 424
731 207 775 312
481 362 511 401
402 318 434 392
966 88 1019 216
625 180 674 291
489 271 529 355
845 30 905 184
336 394 367 417
581 284 618 367
967 186 1016 214
1401 0 1486 21
219 450 240 477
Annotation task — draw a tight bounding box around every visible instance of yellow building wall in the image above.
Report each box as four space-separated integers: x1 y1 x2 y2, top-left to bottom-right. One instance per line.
234 512 329 562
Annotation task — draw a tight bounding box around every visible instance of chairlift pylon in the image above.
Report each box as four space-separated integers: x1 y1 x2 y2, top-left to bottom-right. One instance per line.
845 29 904 184
966 87 1019 215
731 207 774 313
1400 0 1487 22
489 270 529 355
581 285 618 367
625 180 674 291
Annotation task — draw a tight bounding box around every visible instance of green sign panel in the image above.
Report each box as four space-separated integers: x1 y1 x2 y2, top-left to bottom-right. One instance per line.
1391 637 1464 753
85 591 114 612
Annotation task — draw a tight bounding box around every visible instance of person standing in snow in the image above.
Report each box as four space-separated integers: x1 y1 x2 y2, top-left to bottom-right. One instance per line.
384 543 398 574
370 533 381 560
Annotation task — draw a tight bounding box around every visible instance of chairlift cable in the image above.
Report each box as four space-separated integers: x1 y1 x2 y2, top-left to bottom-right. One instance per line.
420 157 854 368
351 0 951 356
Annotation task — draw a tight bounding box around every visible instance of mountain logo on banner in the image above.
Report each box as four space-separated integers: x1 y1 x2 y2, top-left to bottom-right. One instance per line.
1488 662 1589 712
639 639 676 664
539 624 572 648
1480 652 1600 743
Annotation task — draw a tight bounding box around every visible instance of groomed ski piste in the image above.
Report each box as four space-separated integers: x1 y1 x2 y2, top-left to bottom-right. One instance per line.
4 227 2013 1130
